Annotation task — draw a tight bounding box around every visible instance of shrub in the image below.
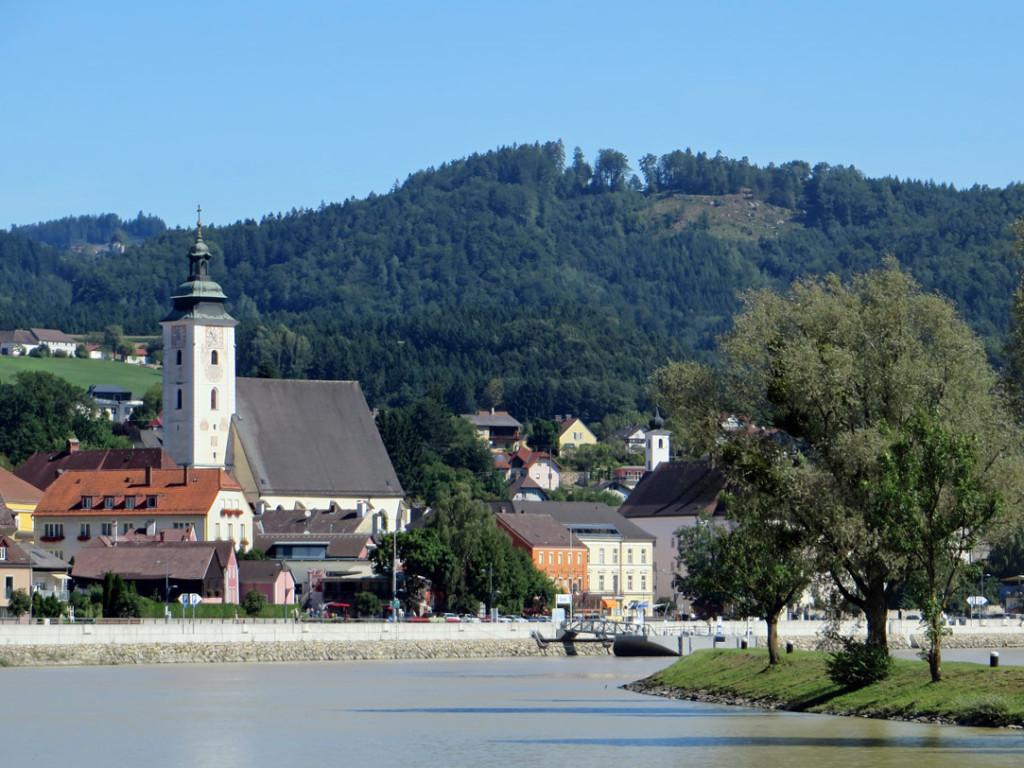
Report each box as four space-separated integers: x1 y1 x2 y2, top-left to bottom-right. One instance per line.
242 588 267 617
353 591 383 618
7 589 31 618
956 695 1010 727
826 636 893 688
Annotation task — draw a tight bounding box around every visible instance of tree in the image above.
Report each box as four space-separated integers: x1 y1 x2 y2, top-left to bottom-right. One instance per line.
7 588 31 618
592 149 631 192
676 434 817 665
875 411 1002 682
0 371 130 465
242 588 267 617
657 260 1016 648
128 384 162 429
528 418 560 455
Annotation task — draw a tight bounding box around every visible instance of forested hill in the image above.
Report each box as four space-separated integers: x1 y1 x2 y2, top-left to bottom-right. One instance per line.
3 141 1024 422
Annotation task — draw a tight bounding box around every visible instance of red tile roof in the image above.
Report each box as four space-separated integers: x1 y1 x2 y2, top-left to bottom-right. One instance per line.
34 467 243 517
15 446 178 491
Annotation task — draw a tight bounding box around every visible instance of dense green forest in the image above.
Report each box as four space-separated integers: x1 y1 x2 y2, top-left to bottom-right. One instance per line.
3 141 1023 421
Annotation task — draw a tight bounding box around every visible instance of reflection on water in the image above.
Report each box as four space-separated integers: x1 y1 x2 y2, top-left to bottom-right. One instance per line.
4 656 1022 768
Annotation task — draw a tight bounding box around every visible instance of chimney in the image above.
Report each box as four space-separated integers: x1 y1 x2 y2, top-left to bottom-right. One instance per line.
146 466 154 487
67 438 80 454
183 464 189 485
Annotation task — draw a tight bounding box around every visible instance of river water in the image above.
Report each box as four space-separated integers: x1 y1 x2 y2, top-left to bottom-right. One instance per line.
5 655 1022 767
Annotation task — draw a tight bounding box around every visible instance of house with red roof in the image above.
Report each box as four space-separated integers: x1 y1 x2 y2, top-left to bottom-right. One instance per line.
32 465 251 562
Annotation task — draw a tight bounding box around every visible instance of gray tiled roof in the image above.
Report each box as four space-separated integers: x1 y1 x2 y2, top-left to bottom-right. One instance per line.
231 379 403 498
618 460 727 519
488 500 654 542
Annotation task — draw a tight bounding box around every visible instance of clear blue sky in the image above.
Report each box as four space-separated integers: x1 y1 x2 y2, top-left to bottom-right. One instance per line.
4 1 1022 230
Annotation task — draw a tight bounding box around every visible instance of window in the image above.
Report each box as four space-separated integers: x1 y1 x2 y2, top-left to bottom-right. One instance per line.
44 523 64 539
79 523 90 539
641 575 646 590
122 523 132 535
147 495 158 509
599 549 605 564
101 523 112 537
4 576 11 599
125 496 136 509
577 553 582 566
215 523 221 540
612 549 618 564
557 552 562 566
627 548 633 564
641 549 646 564
598 574 605 591
211 388 218 410
104 496 115 510
211 350 218 365
176 389 183 409
81 496 93 509
537 554 542 566
627 574 633 591
176 350 182 366
0 547 6 561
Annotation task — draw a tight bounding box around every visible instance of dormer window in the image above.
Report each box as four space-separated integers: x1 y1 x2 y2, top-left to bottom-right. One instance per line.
81 496 93 510
0 547 6 561
146 495 158 509
104 496 116 510
125 496 136 510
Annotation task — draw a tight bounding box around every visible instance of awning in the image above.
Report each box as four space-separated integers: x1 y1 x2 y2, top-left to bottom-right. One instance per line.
50 573 72 581
601 598 619 609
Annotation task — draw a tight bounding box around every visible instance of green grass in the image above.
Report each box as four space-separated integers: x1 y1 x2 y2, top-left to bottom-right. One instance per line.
639 649 1024 727
0 356 161 398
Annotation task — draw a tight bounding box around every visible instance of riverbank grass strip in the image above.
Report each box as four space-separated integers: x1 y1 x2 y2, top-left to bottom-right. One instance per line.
634 649 1024 727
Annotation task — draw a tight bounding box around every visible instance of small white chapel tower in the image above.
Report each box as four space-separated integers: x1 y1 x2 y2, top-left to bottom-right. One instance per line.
644 408 672 472
159 207 237 468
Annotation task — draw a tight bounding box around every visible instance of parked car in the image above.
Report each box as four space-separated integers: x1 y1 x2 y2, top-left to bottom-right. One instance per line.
443 613 461 623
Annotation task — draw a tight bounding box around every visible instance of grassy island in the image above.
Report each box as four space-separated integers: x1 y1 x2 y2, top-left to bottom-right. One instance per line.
625 649 1024 728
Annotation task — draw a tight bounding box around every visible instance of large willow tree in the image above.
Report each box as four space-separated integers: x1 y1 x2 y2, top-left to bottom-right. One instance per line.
657 259 1019 648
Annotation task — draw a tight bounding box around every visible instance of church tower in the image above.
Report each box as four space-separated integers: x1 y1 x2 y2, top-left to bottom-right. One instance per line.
645 408 671 472
160 208 237 468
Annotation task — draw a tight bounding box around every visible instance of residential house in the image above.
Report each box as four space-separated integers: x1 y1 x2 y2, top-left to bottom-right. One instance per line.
463 410 525 454
31 465 252 562
489 500 655 618
617 459 728 603
253 505 381 611
15 440 178 491
0 466 43 541
611 465 646 488
0 534 31 617
72 539 240 604
0 328 77 357
493 509 588 598
505 446 561 491
239 560 296 605
557 415 597 452
612 424 647 455
88 385 144 423
0 534 72 617
508 474 549 502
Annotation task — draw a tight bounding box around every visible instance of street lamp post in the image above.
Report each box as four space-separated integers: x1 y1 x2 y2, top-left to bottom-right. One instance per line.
156 560 170 619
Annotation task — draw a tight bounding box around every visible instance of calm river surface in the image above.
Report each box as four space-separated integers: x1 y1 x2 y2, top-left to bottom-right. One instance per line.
5 655 1023 767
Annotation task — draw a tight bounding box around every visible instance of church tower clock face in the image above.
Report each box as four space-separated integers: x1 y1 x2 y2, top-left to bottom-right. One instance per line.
171 325 186 348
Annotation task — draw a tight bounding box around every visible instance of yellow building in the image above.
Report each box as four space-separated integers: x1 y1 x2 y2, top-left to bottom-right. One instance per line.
0 467 43 542
557 416 597 452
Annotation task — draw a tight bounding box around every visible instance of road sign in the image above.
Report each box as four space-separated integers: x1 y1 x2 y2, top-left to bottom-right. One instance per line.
966 596 989 607
178 593 204 606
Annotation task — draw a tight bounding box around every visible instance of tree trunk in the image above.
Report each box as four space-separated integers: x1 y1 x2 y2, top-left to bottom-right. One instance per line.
863 585 890 648
766 613 781 665
926 615 943 682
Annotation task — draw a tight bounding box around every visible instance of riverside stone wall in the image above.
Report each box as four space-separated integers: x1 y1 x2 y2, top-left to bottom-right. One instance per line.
0 637 612 668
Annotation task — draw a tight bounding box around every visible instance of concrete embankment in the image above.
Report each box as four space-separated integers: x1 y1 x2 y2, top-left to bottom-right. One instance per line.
0 620 611 667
